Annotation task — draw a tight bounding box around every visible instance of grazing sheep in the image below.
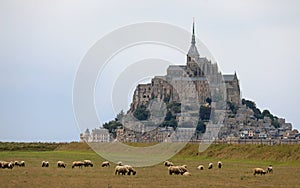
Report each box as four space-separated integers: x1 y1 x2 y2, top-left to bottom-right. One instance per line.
14 161 20 166
267 165 273 173
164 160 174 167
19 161 25 167
1 161 14 169
42 161 49 167
83 160 93 167
72 161 85 168
183 172 192 176
115 165 129 175
217 161 222 169
117 161 123 166
57 161 66 168
208 163 213 169
124 165 137 175
101 161 110 167
197 165 204 170
168 166 184 175
253 168 267 176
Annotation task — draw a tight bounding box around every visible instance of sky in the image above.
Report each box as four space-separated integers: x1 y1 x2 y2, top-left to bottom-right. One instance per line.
0 0 299 142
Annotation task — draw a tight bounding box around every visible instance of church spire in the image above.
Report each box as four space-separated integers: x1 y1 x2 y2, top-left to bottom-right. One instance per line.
191 17 196 45
187 18 200 61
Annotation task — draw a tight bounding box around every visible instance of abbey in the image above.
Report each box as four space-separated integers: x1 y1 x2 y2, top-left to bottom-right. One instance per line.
129 21 240 113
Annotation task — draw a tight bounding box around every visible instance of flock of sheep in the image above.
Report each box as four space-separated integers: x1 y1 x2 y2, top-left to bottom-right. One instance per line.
0 159 273 177
0 160 25 169
164 160 222 176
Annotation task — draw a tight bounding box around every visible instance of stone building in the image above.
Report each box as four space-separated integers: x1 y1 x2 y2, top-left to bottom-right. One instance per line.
129 21 240 113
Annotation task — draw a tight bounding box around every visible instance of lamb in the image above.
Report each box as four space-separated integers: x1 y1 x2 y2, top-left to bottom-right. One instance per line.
253 168 267 176
101 161 110 167
72 161 85 168
217 161 222 169
83 160 93 167
115 165 129 175
117 161 123 166
57 161 66 168
197 165 204 170
183 172 192 176
208 163 213 169
164 160 174 167
267 165 273 173
42 161 49 167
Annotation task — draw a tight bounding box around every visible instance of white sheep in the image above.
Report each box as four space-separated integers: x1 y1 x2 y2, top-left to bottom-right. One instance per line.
72 161 84 168
267 165 273 173
83 160 93 167
208 163 213 169
57 161 66 168
197 165 204 170
115 165 129 175
183 172 192 176
41 161 49 167
217 161 222 169
117 161 123 166
1 161 14 169
164 160 174 167
253 168 267 176
101 161 110 167
168 165 187 175
124 165 136 175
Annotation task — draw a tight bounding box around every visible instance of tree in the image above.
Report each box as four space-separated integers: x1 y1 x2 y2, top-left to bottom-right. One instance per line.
133 105 150 120
103 120 123 138
196 120 206 133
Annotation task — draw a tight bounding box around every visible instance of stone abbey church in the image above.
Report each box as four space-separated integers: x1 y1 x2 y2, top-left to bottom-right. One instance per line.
129 22 240 113
81 22 295 143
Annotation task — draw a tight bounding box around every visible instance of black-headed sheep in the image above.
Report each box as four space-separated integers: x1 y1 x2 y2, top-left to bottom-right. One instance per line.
253 168 267 176
115 165 129 175
57 161 66 168
197 165 204 170
101 161 110 167
164 160 174 167
124 165 136 175
217 161 222 169
42 161 49 167
72 161 85 168
1 161 14 169
208 163 213 169
83 160 93 167
267 165 273 173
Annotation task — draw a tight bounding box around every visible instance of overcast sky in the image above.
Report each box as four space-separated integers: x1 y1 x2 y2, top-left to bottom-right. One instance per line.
0 0 299 142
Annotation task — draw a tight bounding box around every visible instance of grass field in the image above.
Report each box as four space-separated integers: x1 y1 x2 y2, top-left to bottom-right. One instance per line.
0 143 300 188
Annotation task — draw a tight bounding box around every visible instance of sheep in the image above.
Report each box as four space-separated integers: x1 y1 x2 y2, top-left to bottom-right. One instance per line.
1 161 14 169
19 161 25 167
42 161 49 167
101 161 110 167
197 165 204 170
57 161 66 168
168 166 184 175
183 172 192 176
124 165 136 175
253 168 267 176
83 160 93 167
164 160 174 167
208 163 213 169
72 161 85 168
117 161 123 166
267 165 273 173
217 161 222 169
115 165 129 175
